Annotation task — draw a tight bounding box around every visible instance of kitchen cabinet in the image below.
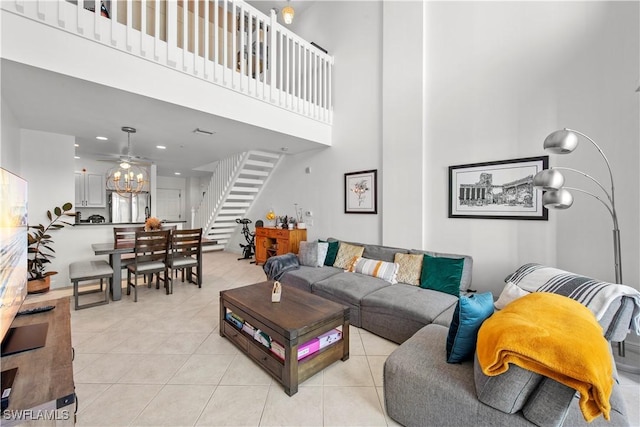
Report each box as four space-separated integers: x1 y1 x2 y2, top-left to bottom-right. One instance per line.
75 172 106 207
255 227 307 265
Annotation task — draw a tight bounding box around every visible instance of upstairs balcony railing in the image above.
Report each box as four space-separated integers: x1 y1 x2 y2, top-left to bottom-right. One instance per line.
4 0 333 124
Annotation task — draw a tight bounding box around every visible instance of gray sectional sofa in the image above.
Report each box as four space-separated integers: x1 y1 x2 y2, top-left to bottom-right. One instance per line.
279 240 473 344
276 240 634 427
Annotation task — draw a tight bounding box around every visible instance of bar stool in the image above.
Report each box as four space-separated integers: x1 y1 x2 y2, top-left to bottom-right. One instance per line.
69 260 113 310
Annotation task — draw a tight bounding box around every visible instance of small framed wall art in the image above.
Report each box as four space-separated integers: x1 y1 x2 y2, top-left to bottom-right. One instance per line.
448 156 548 220
345 169 377 214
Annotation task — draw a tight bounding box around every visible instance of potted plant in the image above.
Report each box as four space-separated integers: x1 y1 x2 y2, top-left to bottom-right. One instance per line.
27 202 75 294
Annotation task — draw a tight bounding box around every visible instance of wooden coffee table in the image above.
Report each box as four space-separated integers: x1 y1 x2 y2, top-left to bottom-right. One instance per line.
219 281 350 395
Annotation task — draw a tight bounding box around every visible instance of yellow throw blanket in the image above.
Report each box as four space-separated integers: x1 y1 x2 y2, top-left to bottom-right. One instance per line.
476 292 613 422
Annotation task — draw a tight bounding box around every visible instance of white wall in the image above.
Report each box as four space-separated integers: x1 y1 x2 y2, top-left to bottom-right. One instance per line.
239 1 384 244
1 96 21 173
20 129 76 289
381 1 425 249
423 2 639 295
242 0 639 305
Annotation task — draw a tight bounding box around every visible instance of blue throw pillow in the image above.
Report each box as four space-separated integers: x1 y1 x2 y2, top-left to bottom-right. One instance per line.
446 292 494 363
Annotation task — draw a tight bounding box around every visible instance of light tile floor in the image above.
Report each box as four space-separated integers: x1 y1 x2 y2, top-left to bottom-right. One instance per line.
39 251 640 426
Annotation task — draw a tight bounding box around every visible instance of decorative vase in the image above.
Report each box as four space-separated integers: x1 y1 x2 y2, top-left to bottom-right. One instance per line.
27 275 51 294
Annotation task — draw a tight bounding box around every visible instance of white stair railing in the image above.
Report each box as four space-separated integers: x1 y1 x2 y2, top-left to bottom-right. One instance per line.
3 0 333 124
193 152 244 233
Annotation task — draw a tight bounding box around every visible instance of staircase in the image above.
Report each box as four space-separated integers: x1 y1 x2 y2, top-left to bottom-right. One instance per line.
194 151 282 251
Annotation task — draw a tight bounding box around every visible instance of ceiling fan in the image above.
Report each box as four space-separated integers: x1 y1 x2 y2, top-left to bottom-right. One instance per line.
97 126 154 166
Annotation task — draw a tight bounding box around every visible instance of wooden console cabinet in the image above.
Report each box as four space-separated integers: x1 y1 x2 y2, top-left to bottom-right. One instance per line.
255 227 307 265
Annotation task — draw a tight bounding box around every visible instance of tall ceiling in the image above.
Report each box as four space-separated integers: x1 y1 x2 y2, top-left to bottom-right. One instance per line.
2 1 320 178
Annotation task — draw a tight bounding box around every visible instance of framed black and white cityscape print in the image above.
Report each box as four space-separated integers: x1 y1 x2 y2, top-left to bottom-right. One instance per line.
448 156 549 220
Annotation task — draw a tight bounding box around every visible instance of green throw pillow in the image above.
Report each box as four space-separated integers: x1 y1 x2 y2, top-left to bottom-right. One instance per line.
420 255 464 296
319 239 339 266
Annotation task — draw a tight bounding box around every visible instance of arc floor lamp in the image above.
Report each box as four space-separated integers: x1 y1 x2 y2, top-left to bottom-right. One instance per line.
532 128 625 357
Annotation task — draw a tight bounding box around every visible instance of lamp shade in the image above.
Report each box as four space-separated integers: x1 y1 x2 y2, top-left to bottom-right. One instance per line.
282 5 294 24
543 129 579 154
542 189 574 209
533 169 564 191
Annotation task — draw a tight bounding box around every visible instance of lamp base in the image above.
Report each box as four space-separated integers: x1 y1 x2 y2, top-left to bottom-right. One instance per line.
613 342 640 374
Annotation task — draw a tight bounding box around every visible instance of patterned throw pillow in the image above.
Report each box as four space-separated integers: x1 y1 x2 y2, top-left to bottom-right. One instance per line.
394 253 423 286
332 242 365 269
348 257 399 284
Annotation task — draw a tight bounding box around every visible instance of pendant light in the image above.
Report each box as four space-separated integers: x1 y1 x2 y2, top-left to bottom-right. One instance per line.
106 127 148 196
282 0 294 24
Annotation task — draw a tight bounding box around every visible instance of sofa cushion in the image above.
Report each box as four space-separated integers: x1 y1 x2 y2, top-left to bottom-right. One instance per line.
363 244 409 263
474 353 544 414
348 257 399 284
298 241 329 267
313 272 391 306
361 283 459 326
410 249 473 292
319 239 340 266
280 265 343 293
446 293 494 363
421 254 465 297
522 377 577 426
332 242 365 269
394 253 423 286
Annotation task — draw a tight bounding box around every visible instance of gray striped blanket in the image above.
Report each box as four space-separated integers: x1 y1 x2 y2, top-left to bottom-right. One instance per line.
506 263 640 335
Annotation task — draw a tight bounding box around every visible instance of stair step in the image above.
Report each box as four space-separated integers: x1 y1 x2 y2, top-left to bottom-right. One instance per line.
239 169 269 177
245 159 275 168
231 186 260 193
213 221 241 227
210 228 235 234
225 194 255 200
218 209 247 215
222 202 251 208
236 178 264 185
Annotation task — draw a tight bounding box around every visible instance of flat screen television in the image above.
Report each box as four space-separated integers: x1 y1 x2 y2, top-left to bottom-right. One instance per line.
0 168 28 346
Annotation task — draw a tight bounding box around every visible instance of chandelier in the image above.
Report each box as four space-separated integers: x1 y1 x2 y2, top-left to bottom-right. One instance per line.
106 126 148 196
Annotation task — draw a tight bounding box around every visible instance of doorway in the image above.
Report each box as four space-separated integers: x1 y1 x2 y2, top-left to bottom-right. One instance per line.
156 188 182 221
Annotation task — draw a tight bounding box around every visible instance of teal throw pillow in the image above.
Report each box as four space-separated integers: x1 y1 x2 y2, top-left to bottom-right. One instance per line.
319 239 339 266
446 292 494 363
420 255 464 296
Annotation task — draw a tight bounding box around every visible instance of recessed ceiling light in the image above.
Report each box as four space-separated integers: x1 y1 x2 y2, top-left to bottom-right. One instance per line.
281 147 289 152
74 156 80 159
96 136 108 141
156 145 166 149
74 143 79 147
174 172 181 175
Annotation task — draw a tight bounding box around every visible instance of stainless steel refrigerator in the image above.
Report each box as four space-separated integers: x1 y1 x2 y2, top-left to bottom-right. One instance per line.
109 191 151 223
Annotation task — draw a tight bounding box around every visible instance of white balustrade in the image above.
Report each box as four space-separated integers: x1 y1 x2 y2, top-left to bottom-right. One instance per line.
3 0 333 124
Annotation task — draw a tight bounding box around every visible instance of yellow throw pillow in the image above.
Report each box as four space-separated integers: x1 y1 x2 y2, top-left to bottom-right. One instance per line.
394 253 423 286
333 242 365 270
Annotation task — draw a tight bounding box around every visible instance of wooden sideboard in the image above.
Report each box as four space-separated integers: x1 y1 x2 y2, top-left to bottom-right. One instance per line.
255 227 307 265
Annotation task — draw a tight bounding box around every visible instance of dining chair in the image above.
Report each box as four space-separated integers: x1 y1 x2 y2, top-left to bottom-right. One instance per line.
113 226 144 267
126 229 171 302
168 228 203 291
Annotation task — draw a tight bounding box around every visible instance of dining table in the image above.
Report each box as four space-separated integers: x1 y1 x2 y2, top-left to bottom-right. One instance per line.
92 238 214 301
